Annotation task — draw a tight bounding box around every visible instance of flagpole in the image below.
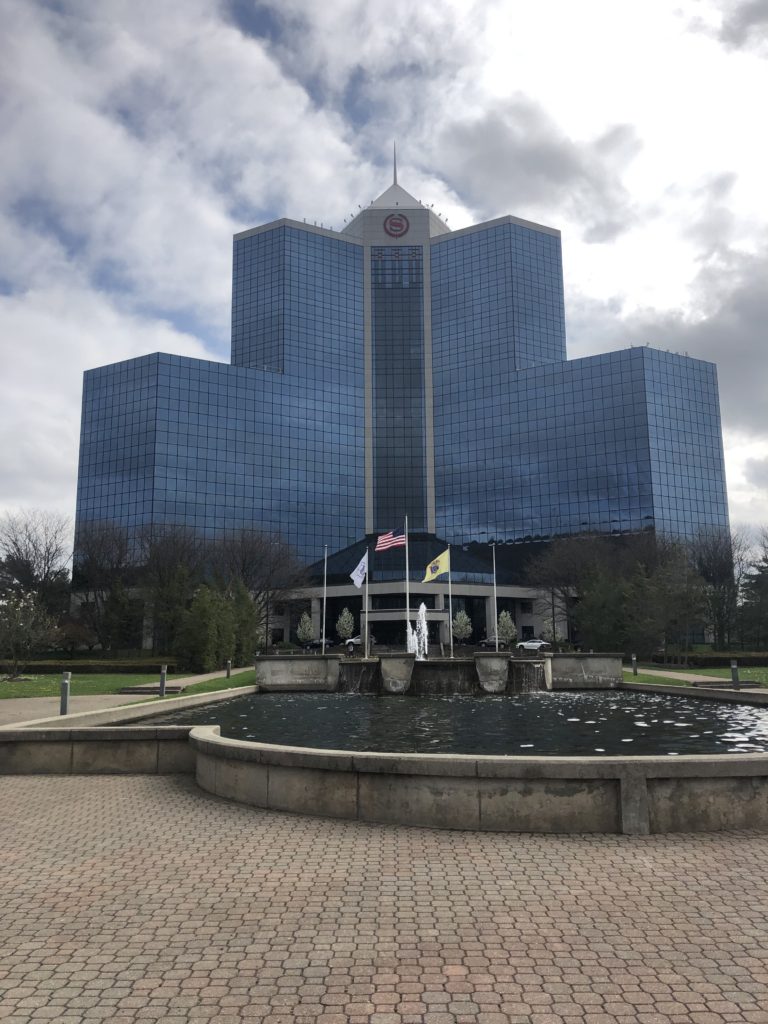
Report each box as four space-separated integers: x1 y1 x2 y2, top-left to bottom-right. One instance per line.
364 542 370 660
448 544 454 659
492 542 498 654
404 514 410 650
322 544 328 655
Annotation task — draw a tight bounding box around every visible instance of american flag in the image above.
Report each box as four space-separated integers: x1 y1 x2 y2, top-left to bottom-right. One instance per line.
375 529 406 551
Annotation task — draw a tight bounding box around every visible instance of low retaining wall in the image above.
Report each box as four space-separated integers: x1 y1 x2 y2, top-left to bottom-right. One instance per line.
550 653 623 689
190 725 768 835
0 726 195 775
255 655 340 691
0 685 257 775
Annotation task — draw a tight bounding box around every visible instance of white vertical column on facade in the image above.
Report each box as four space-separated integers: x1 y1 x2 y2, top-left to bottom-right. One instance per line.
311 597 322 637
363 244 374 533
422 241 436 533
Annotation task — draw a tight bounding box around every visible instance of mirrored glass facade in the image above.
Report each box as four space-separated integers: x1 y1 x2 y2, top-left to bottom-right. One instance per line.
77 350 364 561
431 221 566 371
76 180 729 564
372 245 427 530
433 347 727 543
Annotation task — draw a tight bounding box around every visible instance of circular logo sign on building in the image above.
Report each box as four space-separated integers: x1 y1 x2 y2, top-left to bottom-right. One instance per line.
383 213 410 238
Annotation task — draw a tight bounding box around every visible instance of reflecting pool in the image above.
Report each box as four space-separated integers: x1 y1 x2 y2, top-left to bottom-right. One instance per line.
147 691 768 756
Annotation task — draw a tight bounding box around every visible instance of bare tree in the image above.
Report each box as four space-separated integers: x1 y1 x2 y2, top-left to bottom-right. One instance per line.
739 526 768 649
690 528 749 649
0 591 57 678
525 534 618 638
526 531 708 657
0 509 71 617
72 521 132 649
211 530 307 647
136 524 206 654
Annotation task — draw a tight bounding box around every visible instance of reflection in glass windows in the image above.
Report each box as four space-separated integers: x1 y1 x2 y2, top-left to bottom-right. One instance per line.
372 245 427 531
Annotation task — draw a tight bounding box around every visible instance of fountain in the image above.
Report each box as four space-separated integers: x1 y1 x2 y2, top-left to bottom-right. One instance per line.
410 602 429 660
381 602 429 691
9 659 768 834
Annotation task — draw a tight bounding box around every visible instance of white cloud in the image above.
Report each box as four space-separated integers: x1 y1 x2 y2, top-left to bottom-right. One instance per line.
1 0 767 534
0 283 210 514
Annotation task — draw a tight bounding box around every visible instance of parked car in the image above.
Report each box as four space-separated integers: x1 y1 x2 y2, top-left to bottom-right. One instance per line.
345 635 376 654
303 638 335 651
478 636 510 650
516 638 551 651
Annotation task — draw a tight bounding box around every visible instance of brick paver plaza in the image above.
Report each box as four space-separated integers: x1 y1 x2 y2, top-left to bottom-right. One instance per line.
2 776 767 1024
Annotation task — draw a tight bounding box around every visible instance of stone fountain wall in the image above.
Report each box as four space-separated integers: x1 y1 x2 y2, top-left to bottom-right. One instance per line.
267 652 620 695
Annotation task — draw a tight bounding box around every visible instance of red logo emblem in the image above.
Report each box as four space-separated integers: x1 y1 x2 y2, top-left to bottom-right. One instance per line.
383 213 409 238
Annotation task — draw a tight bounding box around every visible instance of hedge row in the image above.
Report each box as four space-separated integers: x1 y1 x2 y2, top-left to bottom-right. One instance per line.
651 653 768 668
4 660 178 675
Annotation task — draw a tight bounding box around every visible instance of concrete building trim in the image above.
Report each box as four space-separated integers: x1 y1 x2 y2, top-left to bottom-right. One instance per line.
297 580 556 648
233 218 357 243
430 213 562 245
422 239 436 531
363 243 374 533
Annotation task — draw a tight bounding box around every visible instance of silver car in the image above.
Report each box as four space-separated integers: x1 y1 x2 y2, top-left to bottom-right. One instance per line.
516 639 551 651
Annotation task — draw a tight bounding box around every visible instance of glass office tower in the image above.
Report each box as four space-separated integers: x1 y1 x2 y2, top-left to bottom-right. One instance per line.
75 174 729 563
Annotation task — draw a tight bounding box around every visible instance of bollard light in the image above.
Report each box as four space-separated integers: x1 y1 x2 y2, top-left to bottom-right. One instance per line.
631 654 637 676
60 672 71 716
731 659 740 690
159 664 167 698
226 659 232 679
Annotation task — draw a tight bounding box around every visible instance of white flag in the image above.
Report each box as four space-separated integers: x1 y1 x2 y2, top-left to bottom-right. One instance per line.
350 550 368 589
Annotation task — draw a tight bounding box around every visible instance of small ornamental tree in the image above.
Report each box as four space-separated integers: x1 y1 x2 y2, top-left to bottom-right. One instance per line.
214 589 236 667
452 609 472 643
0 591 56 678
174 586 218 673
540 622 567 649
336 607 355 642
232 580 260 664
497 610 517 647
296 611 314 646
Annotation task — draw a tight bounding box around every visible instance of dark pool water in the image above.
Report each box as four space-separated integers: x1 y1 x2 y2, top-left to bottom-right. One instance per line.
146 691 768 756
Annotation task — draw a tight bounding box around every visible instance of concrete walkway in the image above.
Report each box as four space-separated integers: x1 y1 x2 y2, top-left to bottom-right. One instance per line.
0 667 252 727
626 667 737 684
2 774 768 1024
0 692 159 727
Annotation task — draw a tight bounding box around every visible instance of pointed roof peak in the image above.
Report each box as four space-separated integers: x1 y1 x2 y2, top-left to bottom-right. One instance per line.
341 156 451 236
370 181 422 209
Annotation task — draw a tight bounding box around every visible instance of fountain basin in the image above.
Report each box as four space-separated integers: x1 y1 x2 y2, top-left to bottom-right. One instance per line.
4 683 768 835
190 725 768 835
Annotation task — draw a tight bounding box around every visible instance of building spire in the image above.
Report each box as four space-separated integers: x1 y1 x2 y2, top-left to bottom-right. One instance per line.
393 141 398 185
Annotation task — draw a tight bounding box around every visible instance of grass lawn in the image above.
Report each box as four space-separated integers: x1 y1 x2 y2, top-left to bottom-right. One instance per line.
623 666 768 687
0 672 184 699
622 670 691 686
0 667 257 702
111 671 258 708
177 670 256 695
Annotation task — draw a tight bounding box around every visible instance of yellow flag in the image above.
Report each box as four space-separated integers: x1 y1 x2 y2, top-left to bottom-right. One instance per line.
422 548 450 582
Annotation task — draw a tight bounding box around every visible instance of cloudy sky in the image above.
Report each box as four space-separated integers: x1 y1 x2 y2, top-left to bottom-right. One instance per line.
1 0 767 532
